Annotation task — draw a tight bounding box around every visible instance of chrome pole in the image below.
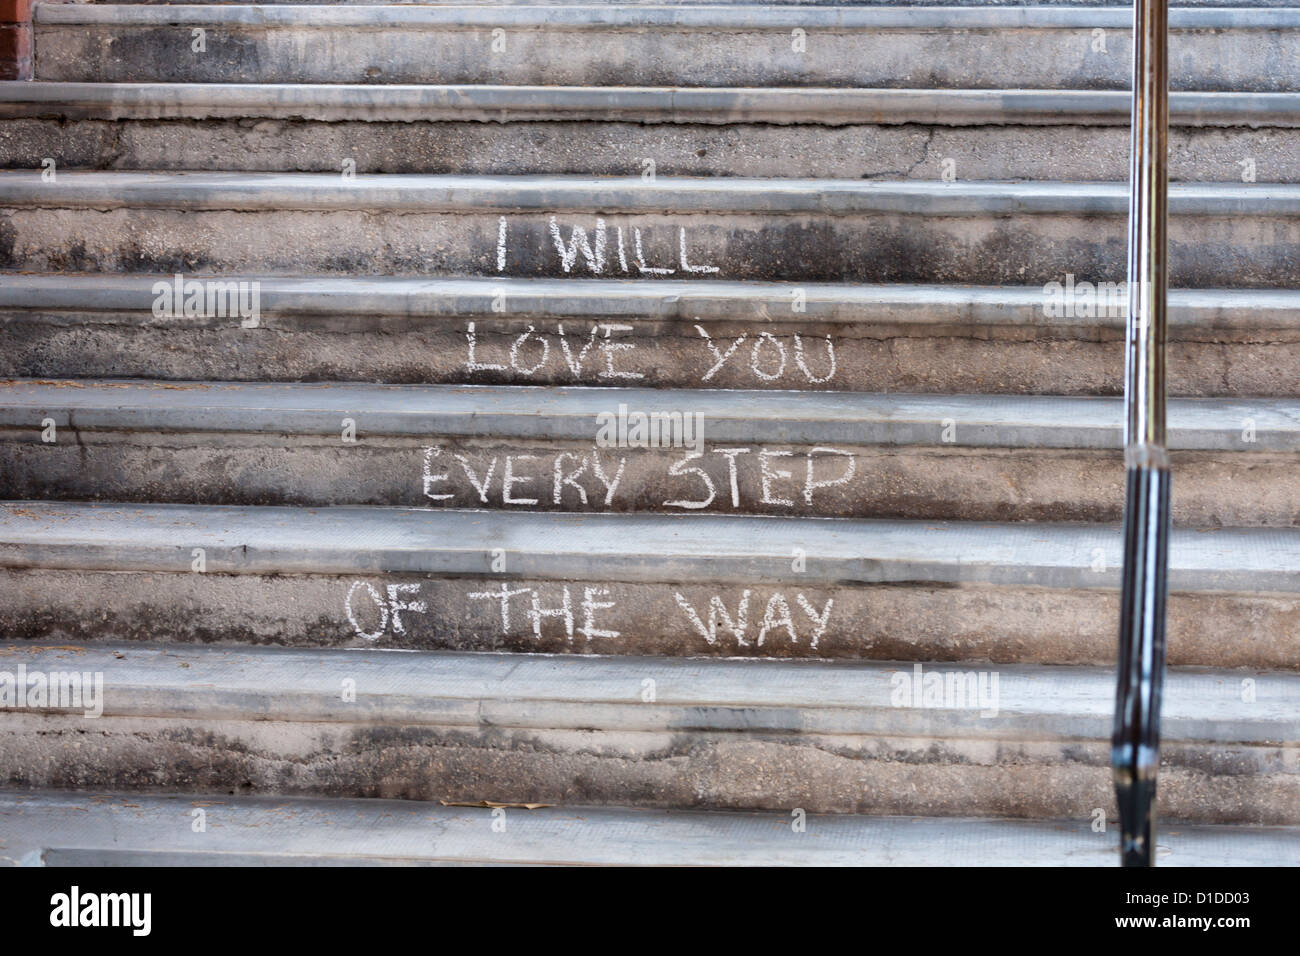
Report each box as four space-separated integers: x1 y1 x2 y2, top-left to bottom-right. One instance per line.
1113 0 1171 867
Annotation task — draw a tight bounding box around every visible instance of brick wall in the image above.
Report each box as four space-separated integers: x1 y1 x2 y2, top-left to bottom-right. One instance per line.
0 0 32 81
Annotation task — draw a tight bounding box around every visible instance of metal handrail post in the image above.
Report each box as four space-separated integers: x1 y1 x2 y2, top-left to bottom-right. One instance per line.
1113 0 1172 868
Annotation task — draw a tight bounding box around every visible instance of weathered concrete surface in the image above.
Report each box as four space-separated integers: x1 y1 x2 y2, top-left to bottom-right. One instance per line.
0 380 1296 524
3 169 1294 215
1 502 1300 667
8 431 1300 526
8 791 1300 868
10 500 1300 592
2 85 1297 181
5 712 1297 822
5 117 1299 183
6 380 1298 448
31 6 1300 91
4 284 1300 395
3 0 1297 841
3 172 1300 285
2 0 1296 851
3 568 1300 669
64 0 1300 7
0 315 1251 396
7 84 1300 127
0 645 1294 822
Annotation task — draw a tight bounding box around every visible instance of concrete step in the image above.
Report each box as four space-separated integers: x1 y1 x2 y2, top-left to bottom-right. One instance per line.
1 642 1296 821
66 0 1300 8
31 5 1300 91
2 379 1298 528
3 274 1299 396
3 172 1298 286
2 501 1300 668
5 790 1299 867
4 83 1299 182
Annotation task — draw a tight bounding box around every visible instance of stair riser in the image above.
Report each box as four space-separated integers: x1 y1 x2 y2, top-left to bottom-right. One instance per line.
1 711 1294 823
2 207 1295 286
3 568 1298 670
33 24 1299 91
5 313 1300 397
3 118 1295 182
2 435 1295 526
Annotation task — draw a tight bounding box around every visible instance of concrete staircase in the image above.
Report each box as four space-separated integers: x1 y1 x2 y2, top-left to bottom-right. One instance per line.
1 1 1299 865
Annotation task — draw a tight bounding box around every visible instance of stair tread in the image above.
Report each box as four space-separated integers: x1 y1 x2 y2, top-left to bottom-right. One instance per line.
4 272 1297 329
3 169 1296 213
5 641 1297 737
4 500 1300 591
5 378 1300 451
5 789 1299 867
